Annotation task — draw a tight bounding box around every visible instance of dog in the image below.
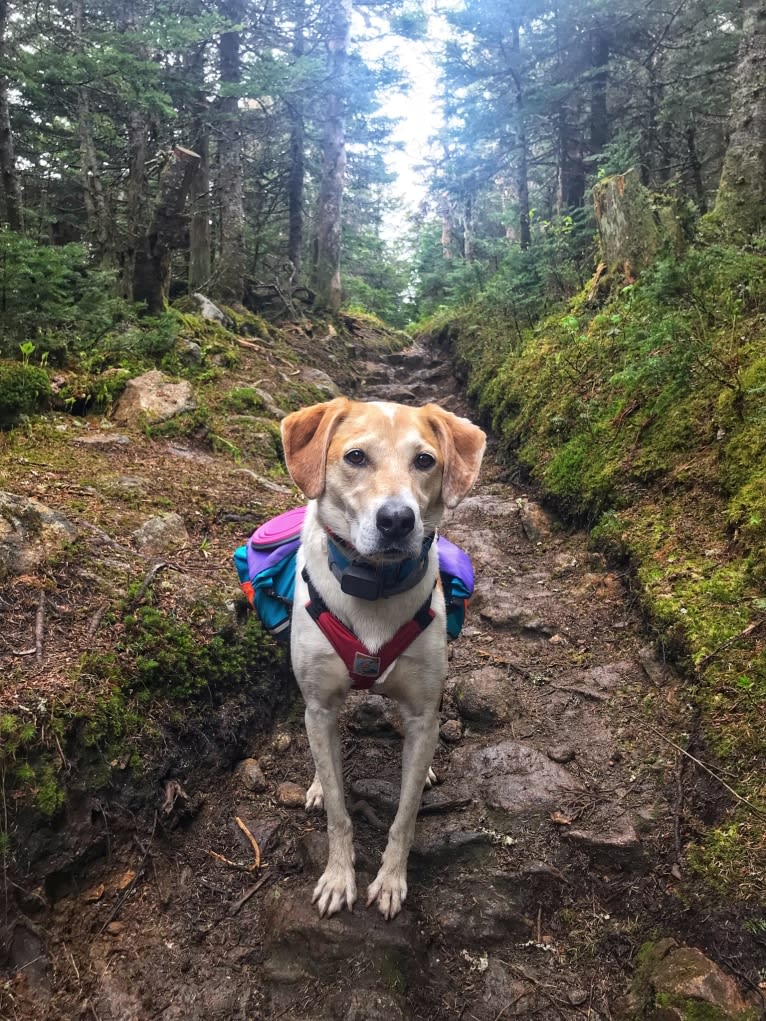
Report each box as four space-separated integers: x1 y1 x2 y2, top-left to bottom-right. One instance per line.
280 397 486 919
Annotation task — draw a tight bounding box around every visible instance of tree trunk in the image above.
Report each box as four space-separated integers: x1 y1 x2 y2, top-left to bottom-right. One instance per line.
215 0 246 304
133 147 200 314
287 6 305 276
311 0 352 312
557 109 585 210
685 122 707 213
0 0 23 232
188 40 211 292
714 0 766 236
510 21 531 249
73 0 111 263
589 28 609 158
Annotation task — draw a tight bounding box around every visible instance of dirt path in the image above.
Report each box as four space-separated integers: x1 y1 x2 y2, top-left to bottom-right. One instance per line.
3 343 752 1020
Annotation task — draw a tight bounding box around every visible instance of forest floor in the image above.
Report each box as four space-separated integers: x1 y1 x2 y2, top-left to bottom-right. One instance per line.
1 327 763 1020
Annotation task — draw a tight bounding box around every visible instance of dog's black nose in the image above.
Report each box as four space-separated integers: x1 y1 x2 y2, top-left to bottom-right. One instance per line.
376 503 415 542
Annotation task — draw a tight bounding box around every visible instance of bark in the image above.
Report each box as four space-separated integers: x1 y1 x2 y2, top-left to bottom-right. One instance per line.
463 191 474 262
685 123 707 213
589 28 609 158
215 0 246 303
714 0 766 236
557 110 585 210
287 7 305 276
510 20 531 250
311 0 352 312
188 41 211 291
73 0 111 263
133 147 200 314
123 108 150 299
0 0 23 232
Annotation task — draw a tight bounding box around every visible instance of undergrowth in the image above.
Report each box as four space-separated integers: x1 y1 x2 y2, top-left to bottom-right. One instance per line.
428 241 766 905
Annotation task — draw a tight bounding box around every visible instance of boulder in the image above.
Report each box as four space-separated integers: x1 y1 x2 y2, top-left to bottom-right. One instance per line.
132 512 189 553
0 491 78 579
113 370 196 425
191 292 232 327
455 665 515 727
629 939 753 1020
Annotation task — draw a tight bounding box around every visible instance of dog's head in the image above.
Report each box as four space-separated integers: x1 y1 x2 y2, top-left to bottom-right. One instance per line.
281 398 486 560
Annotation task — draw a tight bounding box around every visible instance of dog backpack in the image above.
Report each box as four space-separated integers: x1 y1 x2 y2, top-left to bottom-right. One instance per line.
233 506 475 643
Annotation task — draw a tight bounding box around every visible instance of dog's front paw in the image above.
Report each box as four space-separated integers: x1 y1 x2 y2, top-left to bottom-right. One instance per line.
305 774 324 811
366 867 407 920
312 861 357 917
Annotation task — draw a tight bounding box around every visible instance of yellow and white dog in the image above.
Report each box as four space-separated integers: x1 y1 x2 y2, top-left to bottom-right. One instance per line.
280 397 485 919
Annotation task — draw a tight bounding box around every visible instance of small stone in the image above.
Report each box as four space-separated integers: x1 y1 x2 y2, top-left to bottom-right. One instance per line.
73 431 131 447
549 633 568 645
276 782 306 807
105 921 125 936
272 733 291 754
455 666 512 727
568 988 588 1006
516 498 553 543
235 757 268 793
83 883 105 903
547 744 576 764
133 512 189 553
440 719 463 743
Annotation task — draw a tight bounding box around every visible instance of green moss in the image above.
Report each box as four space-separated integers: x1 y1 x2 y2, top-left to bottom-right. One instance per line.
223 386 266 414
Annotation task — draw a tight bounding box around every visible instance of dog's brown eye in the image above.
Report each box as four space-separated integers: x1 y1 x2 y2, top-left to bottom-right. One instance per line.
414 452 436 470
344 449 367 467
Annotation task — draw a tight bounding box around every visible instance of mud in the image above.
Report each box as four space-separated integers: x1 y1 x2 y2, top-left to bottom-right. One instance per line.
2 343 759 1021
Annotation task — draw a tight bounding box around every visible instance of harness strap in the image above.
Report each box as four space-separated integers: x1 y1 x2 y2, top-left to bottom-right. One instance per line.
303 569 435 690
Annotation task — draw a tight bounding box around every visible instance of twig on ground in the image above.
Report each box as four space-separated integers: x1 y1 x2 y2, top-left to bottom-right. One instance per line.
696 619 765 670
35 591 45 664
128 562 169 610
234 816 262 870
86 603 108 643
647 725 766 821
229 871 273 915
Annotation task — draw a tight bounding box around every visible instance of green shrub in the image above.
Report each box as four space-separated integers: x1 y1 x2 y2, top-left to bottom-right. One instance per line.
0 361 51 426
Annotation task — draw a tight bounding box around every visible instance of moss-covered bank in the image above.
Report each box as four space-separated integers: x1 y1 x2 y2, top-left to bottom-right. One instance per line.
423 243 766 904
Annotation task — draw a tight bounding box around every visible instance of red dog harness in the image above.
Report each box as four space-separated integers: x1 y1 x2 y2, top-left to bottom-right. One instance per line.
303 569 435 689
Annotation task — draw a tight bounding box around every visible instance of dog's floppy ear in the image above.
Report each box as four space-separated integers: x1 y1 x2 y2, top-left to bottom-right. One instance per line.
281 397 350 499
424 404 486 508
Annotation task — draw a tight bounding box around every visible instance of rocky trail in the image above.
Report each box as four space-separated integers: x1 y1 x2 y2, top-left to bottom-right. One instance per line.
3 340 761 1021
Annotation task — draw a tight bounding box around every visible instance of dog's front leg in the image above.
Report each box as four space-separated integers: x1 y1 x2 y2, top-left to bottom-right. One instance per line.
367 703 439 920
304 700 357 916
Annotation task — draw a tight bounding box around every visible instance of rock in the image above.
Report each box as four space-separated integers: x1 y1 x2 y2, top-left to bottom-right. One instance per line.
554 660 638 700
232 812 281 854
630 939 750 1020
9 918 50 998
516 497 553 542
638 644 675 686
0 491 78 579
106 921 126 935
440 718 463 743
455 666 514 727
547 744 576 764
568 988 589 1006
298 830 329 871
358 361 391 385
191 292 232 327
348 697 399 737
472 575 554 636
272 732 292 754
351 778 399 813
113 370 196 425
385 349 430 369
298 366 340 397
235 758 268 793
425 875 533 946
261 885 423 984
563 817 643 868
276 782 306 807
178 338 203 365
133 512 189 553
111 475 149 493
73 431 131 447
252 387 287 420
452 739 584 823
412 825 493 866
470 959 538 1021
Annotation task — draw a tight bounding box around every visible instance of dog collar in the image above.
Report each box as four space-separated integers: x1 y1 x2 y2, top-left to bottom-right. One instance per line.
326 531 435 601
302 568 436 689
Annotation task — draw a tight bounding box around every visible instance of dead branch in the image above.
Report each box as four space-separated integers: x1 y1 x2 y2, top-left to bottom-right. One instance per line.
35 591 45 664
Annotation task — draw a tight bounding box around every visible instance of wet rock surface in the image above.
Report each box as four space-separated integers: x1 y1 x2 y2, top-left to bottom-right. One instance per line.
4 343 754 1021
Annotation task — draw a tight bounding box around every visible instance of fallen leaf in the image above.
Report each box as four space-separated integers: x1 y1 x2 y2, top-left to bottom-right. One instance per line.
550 811 573 825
